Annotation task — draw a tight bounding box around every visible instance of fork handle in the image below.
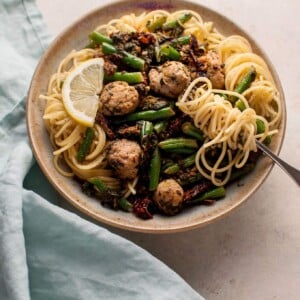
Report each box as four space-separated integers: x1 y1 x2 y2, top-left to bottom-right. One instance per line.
256 140 300 186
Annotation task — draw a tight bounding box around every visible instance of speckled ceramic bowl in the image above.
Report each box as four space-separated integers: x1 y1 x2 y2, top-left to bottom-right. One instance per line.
26 0 286 233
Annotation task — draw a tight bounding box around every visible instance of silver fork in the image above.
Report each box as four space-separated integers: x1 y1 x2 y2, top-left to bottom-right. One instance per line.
256 140 300 186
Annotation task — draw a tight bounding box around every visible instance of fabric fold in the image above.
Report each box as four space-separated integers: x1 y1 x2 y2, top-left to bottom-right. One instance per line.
0 142 33 300
23 188 202 299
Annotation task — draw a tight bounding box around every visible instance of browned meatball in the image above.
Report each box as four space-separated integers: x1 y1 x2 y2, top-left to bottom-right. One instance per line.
107 139 142 180
100 81 139 116
198 50 225 89
153 179 184 215
149 61 191 98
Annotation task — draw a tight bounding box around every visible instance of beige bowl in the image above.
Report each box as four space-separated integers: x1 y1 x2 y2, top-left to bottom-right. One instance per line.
26 0 286 233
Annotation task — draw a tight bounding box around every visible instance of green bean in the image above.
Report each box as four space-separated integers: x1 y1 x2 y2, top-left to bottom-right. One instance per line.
149 147 161 191
189 187 226 204
101 43 145 70
89 31 113 45
178 173 203 186
118 197 133 212
164 154 196 169
154 120 168 134
146 15 167 32
170 36 191 47
219 93 228 100
158 138 198 151
160 45 181 61
181 122 204 141
163 153 196 175
101 42 117 54
162 13 192 31
104 72 144 84
256 119 265 134
164 164 180 175
89 178 108 192
230 66 256 105
182 153 196 168
255 119 272 144
112 107 175 124
121 51 145 71
264 135 272 145
77 127 95 162
140 120 154 145
235 99 247 111
141 120 153 137
89 178 120 206
234 66 256 95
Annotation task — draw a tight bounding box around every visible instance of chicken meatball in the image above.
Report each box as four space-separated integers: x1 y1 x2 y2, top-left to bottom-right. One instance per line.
100 81 139 116
107 139 142 180
149 61 191 98
153 179 184 215
198 50 225 89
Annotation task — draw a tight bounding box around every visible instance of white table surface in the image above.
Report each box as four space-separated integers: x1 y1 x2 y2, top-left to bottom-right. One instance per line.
36 1 300 299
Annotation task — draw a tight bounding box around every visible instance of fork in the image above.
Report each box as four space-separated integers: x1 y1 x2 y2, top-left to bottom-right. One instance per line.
256 140 300 186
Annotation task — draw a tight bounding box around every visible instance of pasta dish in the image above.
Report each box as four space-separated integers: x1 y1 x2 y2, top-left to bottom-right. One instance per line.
41 10 281 218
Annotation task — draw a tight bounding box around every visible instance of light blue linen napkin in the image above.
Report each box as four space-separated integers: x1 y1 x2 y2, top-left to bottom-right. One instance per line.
0 0 204 299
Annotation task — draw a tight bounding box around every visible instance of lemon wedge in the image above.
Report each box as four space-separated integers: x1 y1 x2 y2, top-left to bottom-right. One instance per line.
62 58 104 127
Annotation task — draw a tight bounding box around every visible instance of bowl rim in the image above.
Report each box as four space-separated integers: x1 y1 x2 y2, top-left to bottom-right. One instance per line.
26 0 286 233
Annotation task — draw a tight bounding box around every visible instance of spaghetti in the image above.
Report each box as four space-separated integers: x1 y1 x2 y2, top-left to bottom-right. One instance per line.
41 9 281 217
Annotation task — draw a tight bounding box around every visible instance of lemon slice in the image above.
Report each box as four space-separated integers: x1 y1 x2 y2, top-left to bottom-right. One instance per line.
62 57 104 127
